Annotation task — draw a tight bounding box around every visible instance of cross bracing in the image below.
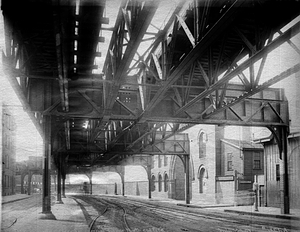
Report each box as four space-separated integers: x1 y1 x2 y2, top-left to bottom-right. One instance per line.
2 0 300 168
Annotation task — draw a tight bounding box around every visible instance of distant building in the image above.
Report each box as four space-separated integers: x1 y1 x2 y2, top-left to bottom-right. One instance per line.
150 124 221 204
185 124 222 204
15 156 43 194
150 125 263 206
218 138 264 205
257 132 300 209
2 104 17 196
255 70 300 210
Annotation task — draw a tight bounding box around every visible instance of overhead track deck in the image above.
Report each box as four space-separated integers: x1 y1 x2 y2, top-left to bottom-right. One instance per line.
2 0 300 168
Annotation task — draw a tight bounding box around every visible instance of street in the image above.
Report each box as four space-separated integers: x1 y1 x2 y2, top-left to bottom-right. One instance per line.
2 194 300 232
1 194 42 231
73 195 300 232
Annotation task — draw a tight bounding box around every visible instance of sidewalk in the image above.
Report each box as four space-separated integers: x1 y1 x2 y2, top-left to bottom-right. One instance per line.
2 194 31 204
178 201 300 220
107 194 300 221
1 194 89 232
222 205 300 220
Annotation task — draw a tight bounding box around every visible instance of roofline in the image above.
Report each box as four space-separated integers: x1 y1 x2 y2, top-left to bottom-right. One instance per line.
221 139 242 150
253 134 273 144
253 131 300 144
288 131 300 139
221 138 264 150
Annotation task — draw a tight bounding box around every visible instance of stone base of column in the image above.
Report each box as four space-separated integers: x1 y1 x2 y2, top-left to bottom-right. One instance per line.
38 211 56 220
55 200 64 204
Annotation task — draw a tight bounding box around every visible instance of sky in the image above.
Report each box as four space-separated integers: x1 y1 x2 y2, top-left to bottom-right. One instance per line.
67 166 148 184
0 1 299 184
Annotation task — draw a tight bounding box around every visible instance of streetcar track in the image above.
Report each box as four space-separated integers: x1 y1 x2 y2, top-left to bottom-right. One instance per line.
74 196 133 232
98 198 132 232
89 206 108 232
72 195 299 232
101 196 298 231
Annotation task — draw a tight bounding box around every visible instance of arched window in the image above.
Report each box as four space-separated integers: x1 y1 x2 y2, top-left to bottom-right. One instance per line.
164 173 169 192
158 174 162 192
198 167 207 194
151 175 156 192
199 132 207 158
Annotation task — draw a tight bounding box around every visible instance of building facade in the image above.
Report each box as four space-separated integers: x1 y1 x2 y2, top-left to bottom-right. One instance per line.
150 124 223 204
2 104 16 196
218 139 264 205
15 156 43 194
258 69 300 210
149 125 263 205
260 134 300 209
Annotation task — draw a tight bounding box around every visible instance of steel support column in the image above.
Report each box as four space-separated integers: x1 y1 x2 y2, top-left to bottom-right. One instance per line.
21 174 25 194
281 127 290 214
185 154 190 204
56 156 63 204
114 183 118 195
147 164 152 199
120 172 125 196
90 178 93 195
27 171 32 195
62 176 66 198
40 116 56 220
62 158 66 198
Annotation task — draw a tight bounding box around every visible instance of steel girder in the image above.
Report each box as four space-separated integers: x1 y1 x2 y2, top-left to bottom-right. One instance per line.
98 0 300 157
2 0 300 168
89 0 160 142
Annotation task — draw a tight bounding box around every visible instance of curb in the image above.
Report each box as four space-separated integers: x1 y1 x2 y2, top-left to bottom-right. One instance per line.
224 209 300 221
177 203 234 208
2 196 31 205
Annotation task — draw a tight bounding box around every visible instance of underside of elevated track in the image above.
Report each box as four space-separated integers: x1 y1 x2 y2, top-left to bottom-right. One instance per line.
2 0 300 216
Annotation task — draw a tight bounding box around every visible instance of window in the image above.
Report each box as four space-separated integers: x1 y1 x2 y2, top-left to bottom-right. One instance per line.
227 153 233 171
158 155 162 168
5 155 9 168
198 168 206 193
253 160 261 169
253 152 262 170
164 174 169 192
8 136 11 149
151 175 156 191
158 174 162 192
6 175 9 187
164 155 168 166
4 135 8 148
199 132 207 158
276 164 280 181
151 156 154 168
227 161 233 171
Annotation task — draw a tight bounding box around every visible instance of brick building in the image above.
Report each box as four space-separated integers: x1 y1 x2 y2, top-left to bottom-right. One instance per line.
150 124 222 204
217 138 264 205
148 125 263 205
15 156 43 194
1 104 17 196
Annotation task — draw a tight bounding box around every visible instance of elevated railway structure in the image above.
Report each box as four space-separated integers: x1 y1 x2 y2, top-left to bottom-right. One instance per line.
1 0 300 218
